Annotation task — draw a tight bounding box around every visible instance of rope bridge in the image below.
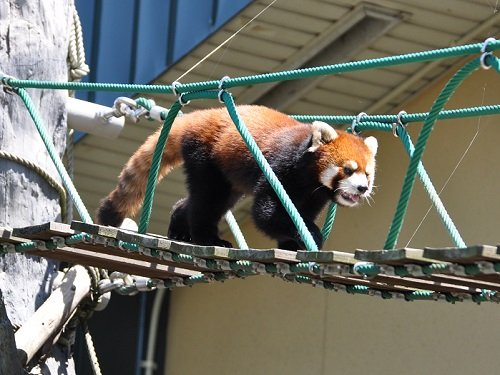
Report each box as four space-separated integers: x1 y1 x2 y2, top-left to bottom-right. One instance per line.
2 38 500 304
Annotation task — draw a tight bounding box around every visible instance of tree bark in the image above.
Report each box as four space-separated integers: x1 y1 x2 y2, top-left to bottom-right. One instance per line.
0 289 22 375
0 1 75 374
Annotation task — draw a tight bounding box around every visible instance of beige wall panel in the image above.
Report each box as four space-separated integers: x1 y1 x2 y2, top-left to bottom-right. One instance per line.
165 67 500 374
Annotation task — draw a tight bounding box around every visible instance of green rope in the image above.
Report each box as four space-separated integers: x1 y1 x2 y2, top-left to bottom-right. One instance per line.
405 290 436 301
137 91 220 234
292 104 500 125
3 41 499 253
221 91 318 251
135 95 250 248
345 119 465 248
4 41 500 95
321 203 337 242
384 57 482 249
2 78 174 94
138 101 182 234
15 88 92 223
224 211 249 249
396 126 465 248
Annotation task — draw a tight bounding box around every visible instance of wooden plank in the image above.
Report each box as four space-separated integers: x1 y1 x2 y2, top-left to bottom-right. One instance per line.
12 222 217 274
168 242 231 259
371 274 482 294
319 274 416 294
320 75 389 101
243 2 333 34
10 223 500 296
226 249 298 263
429 275 500 293
354 248 448 265
423 245 500 263
27 247 199 279
15 265 90 366
325 0 477 34
72 240 229 274
223 20 314 49
13 222 74 240
71 221 271 274
0 227 28 244
71 221 174 251
276 0 349 21
71 221 120 238
297 250 356 264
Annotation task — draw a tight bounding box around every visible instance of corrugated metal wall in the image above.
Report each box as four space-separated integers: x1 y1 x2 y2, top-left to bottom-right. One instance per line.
75 0 252 105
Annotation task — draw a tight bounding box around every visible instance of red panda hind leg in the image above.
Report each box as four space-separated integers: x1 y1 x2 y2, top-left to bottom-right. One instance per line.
171 139 243 248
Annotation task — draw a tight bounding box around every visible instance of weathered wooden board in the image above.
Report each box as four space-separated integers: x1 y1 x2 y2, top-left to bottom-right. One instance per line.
423 245 500 263
319 274 414 293
71 221 174 251
297 250 356 264
372 274 481 294
429 275 500 293
9 222 213 275
5 222 500 298
71 221 299 263
0 227 28 245
28 247 200 279
355 248 447 265
13 222 74 239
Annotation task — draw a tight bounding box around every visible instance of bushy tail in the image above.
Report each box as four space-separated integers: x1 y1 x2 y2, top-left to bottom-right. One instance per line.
96 128 183 227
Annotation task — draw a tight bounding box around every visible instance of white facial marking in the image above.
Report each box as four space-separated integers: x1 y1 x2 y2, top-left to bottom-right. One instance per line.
347 172 369 192
365 159 376 188
344 160 358 170
320 165 339 188
336 170 373 207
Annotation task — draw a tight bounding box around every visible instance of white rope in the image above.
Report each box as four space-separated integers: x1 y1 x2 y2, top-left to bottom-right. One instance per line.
68 4 90 82
0 150 67 221
83 323 103 375
65 129 74 224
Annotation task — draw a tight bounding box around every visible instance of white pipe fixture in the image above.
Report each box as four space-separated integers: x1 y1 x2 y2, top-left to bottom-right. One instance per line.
66 97 125 139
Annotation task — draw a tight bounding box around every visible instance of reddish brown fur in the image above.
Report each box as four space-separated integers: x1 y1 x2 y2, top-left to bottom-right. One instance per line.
99 105 305 222
315 130 374 174
97 105 376 238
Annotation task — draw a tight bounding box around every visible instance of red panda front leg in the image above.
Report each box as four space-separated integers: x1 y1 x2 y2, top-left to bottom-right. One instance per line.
252 190 323 250
168 198 191 242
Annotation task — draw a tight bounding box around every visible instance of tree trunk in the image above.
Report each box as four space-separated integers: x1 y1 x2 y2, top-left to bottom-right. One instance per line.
0 1 74 374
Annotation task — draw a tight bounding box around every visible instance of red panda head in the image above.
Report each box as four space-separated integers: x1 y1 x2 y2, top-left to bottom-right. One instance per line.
309 121 378 207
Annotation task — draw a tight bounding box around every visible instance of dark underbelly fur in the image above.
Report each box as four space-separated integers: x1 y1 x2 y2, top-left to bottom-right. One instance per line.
167 136 329 250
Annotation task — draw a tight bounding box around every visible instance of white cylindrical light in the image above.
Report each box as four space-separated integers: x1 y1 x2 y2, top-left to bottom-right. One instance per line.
66 97 125 138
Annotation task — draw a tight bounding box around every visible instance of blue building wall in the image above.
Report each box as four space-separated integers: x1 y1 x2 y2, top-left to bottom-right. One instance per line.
75 0 252 106
72 2 252 373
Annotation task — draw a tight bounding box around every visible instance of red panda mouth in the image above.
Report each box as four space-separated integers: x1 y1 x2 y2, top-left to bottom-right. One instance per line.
338 191 361 205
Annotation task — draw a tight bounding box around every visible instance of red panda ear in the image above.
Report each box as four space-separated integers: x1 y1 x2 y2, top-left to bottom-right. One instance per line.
364 136 378 156
308 121 338 152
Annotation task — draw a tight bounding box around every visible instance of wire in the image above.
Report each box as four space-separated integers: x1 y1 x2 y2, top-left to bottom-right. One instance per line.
175 0 278 82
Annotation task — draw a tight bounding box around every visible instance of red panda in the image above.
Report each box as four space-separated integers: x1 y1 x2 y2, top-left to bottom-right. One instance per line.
96 105 377 250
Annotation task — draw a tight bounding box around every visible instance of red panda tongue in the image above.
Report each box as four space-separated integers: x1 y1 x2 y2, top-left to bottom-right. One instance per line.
342 192 361 203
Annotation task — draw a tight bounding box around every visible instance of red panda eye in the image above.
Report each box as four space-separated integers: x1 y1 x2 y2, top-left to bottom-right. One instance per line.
344 167 354 176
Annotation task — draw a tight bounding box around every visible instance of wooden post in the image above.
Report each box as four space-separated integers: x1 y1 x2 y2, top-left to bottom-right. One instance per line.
15 266 91 366
0 0 76 373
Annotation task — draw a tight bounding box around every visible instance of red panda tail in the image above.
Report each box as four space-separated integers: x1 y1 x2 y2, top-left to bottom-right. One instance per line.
96 126 184 227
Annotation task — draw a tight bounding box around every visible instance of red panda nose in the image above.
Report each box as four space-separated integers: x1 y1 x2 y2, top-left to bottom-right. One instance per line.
357 185 368 194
